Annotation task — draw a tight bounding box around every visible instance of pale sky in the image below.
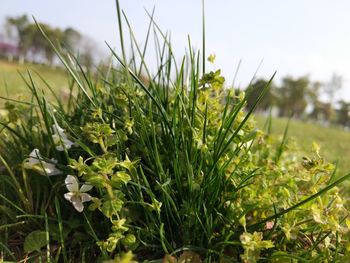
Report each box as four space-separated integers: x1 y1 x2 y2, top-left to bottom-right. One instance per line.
1 0 350 100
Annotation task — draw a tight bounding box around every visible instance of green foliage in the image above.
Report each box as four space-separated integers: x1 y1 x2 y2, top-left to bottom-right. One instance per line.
240 232 274 263
254 114 350 177
24 230 48 253
1 3 350 263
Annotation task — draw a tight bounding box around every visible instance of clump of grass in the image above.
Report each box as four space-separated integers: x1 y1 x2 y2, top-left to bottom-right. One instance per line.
1 1 350 262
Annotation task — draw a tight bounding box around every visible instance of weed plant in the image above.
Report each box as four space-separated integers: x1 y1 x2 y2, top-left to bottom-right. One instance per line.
1 1 350 262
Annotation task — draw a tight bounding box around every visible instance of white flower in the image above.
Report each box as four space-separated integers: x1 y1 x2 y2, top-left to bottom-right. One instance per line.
52 123 74 151
243 139 253 149
24 149 61 176
64 175 93 212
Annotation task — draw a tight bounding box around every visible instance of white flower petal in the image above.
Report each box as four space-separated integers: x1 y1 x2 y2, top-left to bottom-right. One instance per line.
43 162 61 176
52 124 65 136
65 175 79 192
29 148 41 159
80 183 93 193
80 193 92 203
25 150 61 176
52 134 61 144
27 158 39 165
64 192 74 201
55 145 64 151
53 133 74 151
71 196 84 212
53 134 65 151
62 137 74 149
27 149 42 165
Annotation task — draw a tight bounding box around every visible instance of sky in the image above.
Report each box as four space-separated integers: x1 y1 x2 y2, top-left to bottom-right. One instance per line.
1 0 350 100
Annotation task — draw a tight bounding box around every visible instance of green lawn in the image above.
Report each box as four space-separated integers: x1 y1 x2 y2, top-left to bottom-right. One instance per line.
254 114 350 177
0 59 69 101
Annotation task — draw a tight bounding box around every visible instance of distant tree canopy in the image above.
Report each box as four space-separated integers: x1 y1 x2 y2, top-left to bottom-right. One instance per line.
277 76 311 118
246 78 276 112
324 73 342 105
337 100 350 127
2 14 96 66
5 14 29 62
245 74 349 127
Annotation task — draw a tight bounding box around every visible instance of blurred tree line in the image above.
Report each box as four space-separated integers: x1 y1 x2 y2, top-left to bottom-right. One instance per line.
1 16 349 128
246 73 350 128
1 14 96 67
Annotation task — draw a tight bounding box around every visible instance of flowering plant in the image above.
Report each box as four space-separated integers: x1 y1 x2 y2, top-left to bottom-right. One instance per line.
24 148 61 176
64 175 93 212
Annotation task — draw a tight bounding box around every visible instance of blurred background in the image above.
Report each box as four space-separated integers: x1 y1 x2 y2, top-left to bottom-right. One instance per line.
1 0 350 172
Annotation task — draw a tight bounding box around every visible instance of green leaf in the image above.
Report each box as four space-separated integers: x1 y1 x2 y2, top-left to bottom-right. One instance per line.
111 218 128 232
101 198 124 218
69 156 90 176
24 230 48 253
111 171 131 188
122 234 136 246
208 53 216 63
118 155 139 172
105 134 121 148
89 197 102 211
92 156 118 174
85 173 107 187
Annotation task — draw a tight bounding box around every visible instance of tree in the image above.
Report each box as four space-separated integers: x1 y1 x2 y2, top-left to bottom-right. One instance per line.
63 27 81 52
277 76 311 118
21 23 63 65
337 100 350 127
307 81 334 122
324 73 342 106
44 27 63 65
309 101 332 123
5 15 29 63
3 14 96 67
78 36 99 68
246 78 276 112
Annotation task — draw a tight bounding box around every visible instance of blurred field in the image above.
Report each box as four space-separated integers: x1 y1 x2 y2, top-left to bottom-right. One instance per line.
1 59 349 175
254 114 350 176
0 59 68 101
